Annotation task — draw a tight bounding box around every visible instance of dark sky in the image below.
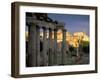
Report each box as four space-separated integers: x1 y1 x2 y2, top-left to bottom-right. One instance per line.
48 13 90 36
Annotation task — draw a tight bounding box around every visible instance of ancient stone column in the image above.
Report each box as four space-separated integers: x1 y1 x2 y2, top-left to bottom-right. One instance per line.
27 23 37 67
54 29 58 65
61 29 66 65
42 27 47 66
48 28 53 66
76 39 80 57
36 26 40 66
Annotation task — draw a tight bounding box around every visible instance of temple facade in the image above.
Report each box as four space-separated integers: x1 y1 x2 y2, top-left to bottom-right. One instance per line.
26 13 67 67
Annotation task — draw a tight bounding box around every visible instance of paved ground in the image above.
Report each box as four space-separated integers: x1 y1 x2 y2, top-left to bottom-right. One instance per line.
57 51 89 65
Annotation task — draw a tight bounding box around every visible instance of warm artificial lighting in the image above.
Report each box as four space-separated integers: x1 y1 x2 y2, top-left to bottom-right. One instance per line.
26 31 89 47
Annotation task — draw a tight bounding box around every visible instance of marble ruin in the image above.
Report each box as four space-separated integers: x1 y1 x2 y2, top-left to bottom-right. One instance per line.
26 13 67 67
26 13 88 67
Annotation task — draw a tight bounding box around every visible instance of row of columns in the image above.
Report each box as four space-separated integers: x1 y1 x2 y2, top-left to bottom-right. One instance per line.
27 23 67 67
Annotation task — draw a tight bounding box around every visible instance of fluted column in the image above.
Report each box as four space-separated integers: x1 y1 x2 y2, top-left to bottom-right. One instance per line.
27 23 36 67
36 26 40 66
61 29 66 65
48 28 53 66
54 29 58 65
42 27 47 66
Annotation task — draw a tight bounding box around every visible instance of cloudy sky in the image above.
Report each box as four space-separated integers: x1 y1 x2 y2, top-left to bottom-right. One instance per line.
48 13 90 36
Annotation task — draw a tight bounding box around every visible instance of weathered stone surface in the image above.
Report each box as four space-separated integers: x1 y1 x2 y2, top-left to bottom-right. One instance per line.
53 29 58 65
26 17 64 30
42 27 48 66
48 29 54 66
27 24 37 67
36 26 41 66
61 29 67 65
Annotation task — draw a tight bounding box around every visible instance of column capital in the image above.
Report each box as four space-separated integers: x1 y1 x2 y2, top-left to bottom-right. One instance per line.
62 29 67 32
36 25 40 28
49 28 53 31
42 27 47 30
29 22 36 26
54 28 58 31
